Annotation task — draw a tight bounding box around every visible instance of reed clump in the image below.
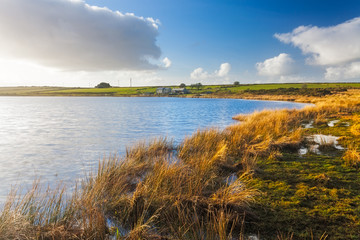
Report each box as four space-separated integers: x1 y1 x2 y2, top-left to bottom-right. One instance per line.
230 109 303 159
0 182 102 239
83 136 258 239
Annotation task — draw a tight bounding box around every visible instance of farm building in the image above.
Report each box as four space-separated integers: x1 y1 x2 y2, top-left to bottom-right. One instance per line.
156 87 172 94
171 88 190 94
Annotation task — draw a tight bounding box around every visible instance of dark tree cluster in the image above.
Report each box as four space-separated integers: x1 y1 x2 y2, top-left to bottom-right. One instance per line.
190 83 203 90
95 82 111 88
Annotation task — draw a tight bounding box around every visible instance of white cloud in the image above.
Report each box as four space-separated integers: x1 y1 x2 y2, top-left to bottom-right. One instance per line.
325 62 360 80
216 63 231 77
256 53 295 77
190 63 231 80
162 57 172 68
275 17 360 66
0 0 161 71
190 68 209 80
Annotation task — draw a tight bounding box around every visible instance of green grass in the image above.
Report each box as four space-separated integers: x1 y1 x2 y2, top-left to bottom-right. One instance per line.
49 87 159 96
1 82 360 96
249 152 360 239
191 82 360 95
228 82 360 90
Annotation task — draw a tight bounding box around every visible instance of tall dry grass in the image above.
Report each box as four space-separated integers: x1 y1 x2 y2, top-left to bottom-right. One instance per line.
0 181 98 239
230 109 303 160
86 136 257 239
229 89 360 161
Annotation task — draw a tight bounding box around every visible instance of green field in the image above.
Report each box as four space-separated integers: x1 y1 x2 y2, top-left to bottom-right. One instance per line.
1 82 360 96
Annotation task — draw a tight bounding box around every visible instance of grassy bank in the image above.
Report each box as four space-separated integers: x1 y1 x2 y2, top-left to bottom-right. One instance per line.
1 88 360 239
1 82 360 99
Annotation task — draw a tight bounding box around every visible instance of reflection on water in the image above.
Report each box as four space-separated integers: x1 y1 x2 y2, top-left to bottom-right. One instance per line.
0 97 307 201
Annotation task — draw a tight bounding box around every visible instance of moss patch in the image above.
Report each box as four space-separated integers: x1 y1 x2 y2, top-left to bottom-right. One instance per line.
247 113 360 239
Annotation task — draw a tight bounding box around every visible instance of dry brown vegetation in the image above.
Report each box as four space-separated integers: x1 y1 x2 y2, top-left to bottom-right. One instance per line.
1 89 360 239
343 145 360 168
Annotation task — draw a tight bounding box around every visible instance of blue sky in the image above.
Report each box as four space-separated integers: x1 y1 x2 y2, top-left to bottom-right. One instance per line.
0 0 359 87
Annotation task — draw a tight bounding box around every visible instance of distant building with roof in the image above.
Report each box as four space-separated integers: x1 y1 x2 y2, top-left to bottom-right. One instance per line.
156 87 172 94
171 88 190 94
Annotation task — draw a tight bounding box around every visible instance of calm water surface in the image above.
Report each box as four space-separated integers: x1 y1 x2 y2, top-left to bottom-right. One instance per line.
0 97 307 201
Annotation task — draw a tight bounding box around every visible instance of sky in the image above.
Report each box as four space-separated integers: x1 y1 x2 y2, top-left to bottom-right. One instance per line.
0 0 359 87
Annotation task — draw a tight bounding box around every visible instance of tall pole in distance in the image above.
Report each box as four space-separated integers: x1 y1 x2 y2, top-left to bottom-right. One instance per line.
130 78 132 87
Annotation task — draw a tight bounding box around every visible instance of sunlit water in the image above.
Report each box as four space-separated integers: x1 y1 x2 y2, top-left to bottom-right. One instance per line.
0 97 308 202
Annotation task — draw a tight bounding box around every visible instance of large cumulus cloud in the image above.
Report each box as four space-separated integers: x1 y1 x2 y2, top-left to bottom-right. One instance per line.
275 17 360 80
256 53 295 77
275 17 360 66
0 0 162 71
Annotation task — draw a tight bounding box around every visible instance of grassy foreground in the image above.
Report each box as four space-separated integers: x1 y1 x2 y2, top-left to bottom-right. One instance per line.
1 88 360 239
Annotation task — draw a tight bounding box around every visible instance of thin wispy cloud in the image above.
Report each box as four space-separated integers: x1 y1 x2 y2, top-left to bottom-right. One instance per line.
0 0 162 71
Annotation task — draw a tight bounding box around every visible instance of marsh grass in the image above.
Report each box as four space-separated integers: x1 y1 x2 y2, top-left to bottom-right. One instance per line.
0 181 93 239
80 137 258 239
350 123 360 136
230 109 303 158
342 145 360 168
2 89 360 239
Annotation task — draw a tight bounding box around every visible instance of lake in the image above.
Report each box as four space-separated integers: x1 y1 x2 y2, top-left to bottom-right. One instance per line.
0 97 307 202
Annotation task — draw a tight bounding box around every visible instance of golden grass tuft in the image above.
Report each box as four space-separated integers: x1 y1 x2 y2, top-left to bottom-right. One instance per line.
350 123 360 136
229 109 303 160
343 145 360 168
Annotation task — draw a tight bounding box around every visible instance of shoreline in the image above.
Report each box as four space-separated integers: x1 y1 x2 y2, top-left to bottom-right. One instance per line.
0 83 358 104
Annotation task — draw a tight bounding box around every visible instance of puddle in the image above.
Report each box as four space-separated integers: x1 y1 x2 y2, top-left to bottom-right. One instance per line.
311 134 344 150
248 235 259 240
314 135 344 150
107 218 130 239
227 173 238 185
328 120 339 127
302 120 314 129
299 134 345 156
342 122 350 127
298 147 308 155
309 144 321 154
